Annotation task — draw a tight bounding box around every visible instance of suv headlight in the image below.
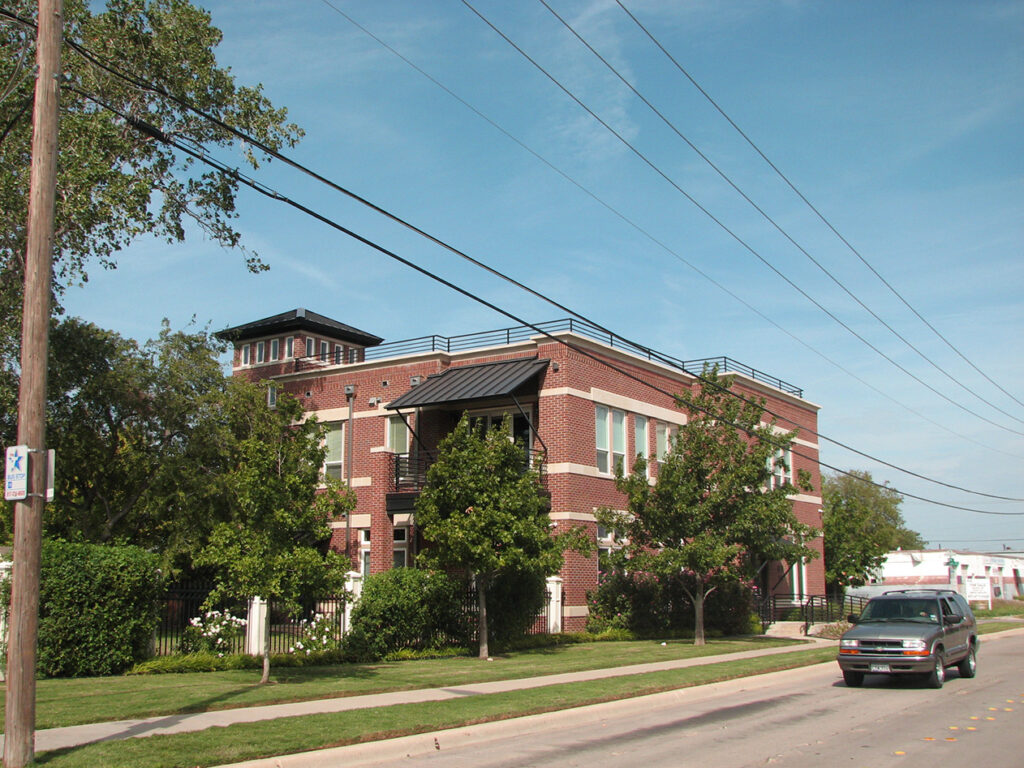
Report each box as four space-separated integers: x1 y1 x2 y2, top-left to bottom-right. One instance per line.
840 639 859 650
901 639 927 650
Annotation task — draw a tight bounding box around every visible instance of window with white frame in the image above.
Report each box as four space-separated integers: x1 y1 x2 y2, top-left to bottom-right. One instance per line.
286 336 294 358
387 415 410 456
392 527 408 568
267 383 277 409
241 344 251 366
305 336 314 358
633 416 649 475
655 422 673 466
595 404 626 474
360 529 371 576
270 338 279 361
769 447 793 490
256 341 265 363
334 344 344 365
319 340 329 362
324 422 344 481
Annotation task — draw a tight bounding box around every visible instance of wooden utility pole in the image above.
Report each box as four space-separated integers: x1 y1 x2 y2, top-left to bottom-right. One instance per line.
4 1 62 766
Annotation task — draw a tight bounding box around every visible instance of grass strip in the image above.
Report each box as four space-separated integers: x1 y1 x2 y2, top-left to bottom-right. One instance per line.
35 647 836 768
3 636 799 731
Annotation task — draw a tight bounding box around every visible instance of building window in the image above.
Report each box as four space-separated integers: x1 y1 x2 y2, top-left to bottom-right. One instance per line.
633 416 648 475
393 527 408 568
334 344 344 365
769 447 792 490
270 338 279 361
324 422 344 481
255 341 265 363
286 336 294 358
360 529 371 576
267 383 277 409
305 336 315 358
655 422 672 465
595 405 625 474
241 344 250 366
348 347 359 363
388 415 410 456
319 340 329 362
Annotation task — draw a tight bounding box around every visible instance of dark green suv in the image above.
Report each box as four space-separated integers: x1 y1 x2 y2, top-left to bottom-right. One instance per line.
837 589 977 688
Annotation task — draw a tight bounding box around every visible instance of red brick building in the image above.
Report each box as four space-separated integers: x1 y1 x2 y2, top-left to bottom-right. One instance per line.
218 309 825 629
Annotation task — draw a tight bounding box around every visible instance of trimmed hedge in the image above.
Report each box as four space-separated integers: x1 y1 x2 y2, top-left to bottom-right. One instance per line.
36 540 163 677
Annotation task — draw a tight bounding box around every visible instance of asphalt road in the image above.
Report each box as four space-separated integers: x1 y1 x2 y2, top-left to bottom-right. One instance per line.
273 631 1024 768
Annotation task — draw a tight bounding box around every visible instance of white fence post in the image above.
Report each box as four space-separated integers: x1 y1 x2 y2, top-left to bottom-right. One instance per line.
546 576 563 634
342 571 363 636
246 596 268 656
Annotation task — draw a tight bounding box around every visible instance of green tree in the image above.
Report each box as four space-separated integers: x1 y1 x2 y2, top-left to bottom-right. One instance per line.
604 367 817 645
0 0 302 409
822 469 923 595
196 383 353 683
415 414 579 659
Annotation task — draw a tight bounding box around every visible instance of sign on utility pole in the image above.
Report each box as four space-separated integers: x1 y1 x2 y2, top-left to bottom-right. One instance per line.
4 1 62 766
4 446 29 501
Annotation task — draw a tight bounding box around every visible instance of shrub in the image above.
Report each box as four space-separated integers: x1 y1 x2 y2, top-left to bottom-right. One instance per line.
36 540 163 677
180 610 247 656
486 568 548 649
344 569 470 661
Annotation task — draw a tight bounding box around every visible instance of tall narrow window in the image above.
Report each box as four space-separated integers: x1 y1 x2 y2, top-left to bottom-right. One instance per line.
360 529 371 576
256 341 266 363
267 383 277 408
324 422 344 481
656 422 670 465
241 344 250 366
319 340 329 362
334 344 344 365
270 338 279 361
393 527 408 568
769 448 792 490
595 405 609 473
305 337 315 358
285 336 294 358
388 415 410 455
633 416 648 475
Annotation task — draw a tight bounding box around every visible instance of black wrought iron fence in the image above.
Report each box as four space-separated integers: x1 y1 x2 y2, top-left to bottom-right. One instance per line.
155 583 247 656
265 596 346 655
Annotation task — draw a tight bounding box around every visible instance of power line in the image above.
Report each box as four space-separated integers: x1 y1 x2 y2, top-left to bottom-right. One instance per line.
36 15 1022 501
614 0 1024 416
460 0 1024 439
537 0 1024 430
69 85 1024 516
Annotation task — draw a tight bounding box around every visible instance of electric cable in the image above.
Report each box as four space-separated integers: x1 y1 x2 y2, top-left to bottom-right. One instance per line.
538 0 1024 429
614 0 1024 414
460 0 1024 439
69 84 1024 516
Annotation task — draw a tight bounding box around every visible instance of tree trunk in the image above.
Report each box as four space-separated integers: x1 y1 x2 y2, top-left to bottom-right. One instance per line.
260 648 271 684
475 572 489 659
693 588 706 646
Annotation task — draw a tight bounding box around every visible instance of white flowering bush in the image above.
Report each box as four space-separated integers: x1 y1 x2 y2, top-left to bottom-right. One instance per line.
289 612 340 655
181 610 247 656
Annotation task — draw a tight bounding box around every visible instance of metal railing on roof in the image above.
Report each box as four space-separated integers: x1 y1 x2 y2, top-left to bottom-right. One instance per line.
293 318 802 397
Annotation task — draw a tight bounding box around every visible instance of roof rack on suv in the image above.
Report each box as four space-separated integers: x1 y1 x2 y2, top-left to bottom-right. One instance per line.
881 589 957 595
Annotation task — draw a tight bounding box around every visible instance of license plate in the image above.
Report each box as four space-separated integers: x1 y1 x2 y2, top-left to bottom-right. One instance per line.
870 664 891 673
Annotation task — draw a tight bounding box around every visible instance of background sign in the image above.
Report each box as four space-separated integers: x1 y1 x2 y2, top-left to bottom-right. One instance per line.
5 445 29 501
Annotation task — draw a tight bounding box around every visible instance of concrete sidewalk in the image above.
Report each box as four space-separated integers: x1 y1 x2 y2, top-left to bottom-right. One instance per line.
13 636 835 754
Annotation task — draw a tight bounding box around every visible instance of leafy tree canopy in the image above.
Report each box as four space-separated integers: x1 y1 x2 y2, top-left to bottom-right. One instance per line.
415 413 582 658
0 0 302 392
603 366 817 645
822 469 924 593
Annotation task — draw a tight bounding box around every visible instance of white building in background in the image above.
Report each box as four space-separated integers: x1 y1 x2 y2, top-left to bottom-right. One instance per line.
850 549 1024 604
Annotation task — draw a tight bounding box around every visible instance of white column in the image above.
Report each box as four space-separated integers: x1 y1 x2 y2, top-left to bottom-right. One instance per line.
342 571 363 636
246 596 268 656
546 576 563 634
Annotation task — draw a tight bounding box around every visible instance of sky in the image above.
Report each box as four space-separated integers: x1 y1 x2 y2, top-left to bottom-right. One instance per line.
62 0 1024 551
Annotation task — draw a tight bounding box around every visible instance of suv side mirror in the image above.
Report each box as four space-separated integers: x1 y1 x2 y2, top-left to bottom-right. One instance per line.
943 613 961 625
847 614 859 624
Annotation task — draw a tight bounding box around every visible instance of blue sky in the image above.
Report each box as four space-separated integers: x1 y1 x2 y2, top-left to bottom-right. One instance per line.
64 0 1024 550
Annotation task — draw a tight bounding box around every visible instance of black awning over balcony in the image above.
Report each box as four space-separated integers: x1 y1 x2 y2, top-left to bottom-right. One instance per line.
386 357 549 410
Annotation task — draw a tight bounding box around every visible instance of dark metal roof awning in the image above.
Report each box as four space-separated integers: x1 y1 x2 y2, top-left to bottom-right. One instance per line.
386 357 549 410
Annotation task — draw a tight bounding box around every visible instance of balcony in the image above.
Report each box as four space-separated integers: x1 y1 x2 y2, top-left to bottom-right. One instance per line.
387 449 547 496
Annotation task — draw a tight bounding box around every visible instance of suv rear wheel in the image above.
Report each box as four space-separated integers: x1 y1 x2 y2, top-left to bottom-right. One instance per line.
925 653 945 689
957 644 977 679
843 670 864 687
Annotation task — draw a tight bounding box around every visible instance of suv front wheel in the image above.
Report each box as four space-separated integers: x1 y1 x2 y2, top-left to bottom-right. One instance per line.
925 653 945 689
843 670 864 687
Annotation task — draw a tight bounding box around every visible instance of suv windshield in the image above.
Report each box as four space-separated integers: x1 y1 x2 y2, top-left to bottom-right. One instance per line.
858 598 940 623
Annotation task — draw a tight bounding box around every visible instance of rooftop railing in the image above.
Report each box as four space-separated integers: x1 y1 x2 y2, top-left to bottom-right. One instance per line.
293 318 802 397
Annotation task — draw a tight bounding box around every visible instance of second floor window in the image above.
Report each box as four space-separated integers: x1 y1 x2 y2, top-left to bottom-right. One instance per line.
256 341 265 363
388 415 410 456
595 404 625 475
769 447 792 490
286 336 294 358
270 338 279 361
633 416 649 475
324 422 344 481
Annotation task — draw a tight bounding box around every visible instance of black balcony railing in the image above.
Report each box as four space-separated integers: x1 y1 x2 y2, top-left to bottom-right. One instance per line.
390 449 546 494
290 318 803 397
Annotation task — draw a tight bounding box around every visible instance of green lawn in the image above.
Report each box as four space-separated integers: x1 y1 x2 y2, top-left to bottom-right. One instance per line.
3 636 798 731
34 647 837 768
